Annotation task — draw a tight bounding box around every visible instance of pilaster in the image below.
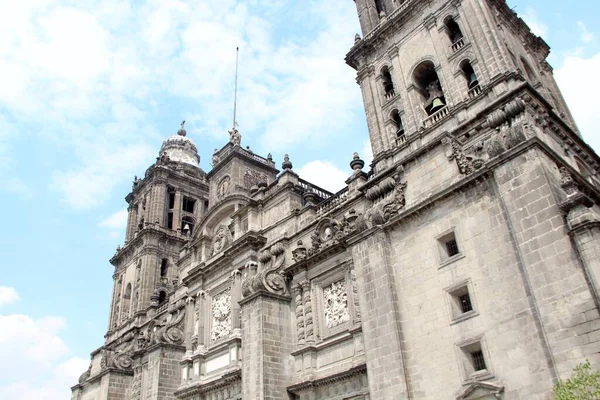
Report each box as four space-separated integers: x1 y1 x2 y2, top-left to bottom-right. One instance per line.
240 291 293 400
348 227 411 398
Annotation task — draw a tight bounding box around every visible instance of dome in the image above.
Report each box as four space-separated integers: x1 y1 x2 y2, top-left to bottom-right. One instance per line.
159 121 200 166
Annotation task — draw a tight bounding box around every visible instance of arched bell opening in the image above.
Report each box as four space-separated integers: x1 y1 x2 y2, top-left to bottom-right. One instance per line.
413 61 447 116
460 60 479 90
391 109 405 142
444 16 464 46
381 66 395 99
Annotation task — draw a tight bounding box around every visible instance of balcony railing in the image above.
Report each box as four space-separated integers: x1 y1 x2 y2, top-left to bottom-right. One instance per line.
316 187 349 217
384 90 396 100
468 84 483 99
297 178 332 200
422 106 449 128
451 37 466 52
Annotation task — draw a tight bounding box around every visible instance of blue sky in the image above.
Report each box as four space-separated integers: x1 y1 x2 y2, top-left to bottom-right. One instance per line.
0 0 598 398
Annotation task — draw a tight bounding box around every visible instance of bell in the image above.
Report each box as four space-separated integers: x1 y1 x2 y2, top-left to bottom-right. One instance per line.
430 97 445 113
468 73 479 89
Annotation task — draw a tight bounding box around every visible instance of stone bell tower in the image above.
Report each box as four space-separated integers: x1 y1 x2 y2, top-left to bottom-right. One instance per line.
347 0 578 163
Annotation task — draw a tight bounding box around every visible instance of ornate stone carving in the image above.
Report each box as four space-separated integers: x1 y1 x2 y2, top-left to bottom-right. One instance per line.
131 365 143 400
150 300 186 345
323 280 350 329
243 167 268 189
292 240 308 262
485 98 528 158
78 363 91 383
211 288 232 342
242 243 288 296
350 266 361 323
292 284 305 345
211 224 233 256
211 148 219 166
217 176 231 199
443 137 484 175
301 281 314 343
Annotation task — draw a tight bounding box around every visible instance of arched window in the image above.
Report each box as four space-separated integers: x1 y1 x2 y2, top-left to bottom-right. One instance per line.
181 216 195 235
381 66 395 98
391 110 405 142
444 17 464 50
460 61 478 90
158 290 167 306
413 61 446 115
160 258 168 278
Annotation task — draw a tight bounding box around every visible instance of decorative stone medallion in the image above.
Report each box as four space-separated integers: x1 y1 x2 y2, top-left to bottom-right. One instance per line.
243 167 268 189
323 279 350 329
211 288 232 342
217 176 231 199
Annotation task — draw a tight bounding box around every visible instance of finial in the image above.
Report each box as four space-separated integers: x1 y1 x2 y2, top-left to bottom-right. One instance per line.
354 33 361 44
282 154 293 170
267 153 273 162
350 152 364 172
177 120 187 136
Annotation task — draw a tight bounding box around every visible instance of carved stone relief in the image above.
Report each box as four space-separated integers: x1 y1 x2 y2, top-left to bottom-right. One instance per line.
323 280 350 329
211 288 232 342
242 243 289 296
211 224 233 256
243 167 268 189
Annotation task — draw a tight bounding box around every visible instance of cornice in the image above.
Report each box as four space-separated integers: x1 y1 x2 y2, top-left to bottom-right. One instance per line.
287 364 367 394
174 368 241 398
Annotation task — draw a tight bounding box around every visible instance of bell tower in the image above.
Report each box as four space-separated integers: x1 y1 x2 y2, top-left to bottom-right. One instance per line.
347 0 578 164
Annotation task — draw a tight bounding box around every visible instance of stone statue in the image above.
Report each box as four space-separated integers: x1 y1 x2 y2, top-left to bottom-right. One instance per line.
229 128 241 146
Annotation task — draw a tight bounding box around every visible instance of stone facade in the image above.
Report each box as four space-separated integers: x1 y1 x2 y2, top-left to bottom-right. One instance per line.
73 1 600 399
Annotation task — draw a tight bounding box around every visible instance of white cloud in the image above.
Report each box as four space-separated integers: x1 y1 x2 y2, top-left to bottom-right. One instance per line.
521 7 548 38
0 287 19 307
0 289 89 400
361 139 373 170
555 52 600 152
296 160 349 193
100 209 128 230
0 0 364 209
577 21 594 43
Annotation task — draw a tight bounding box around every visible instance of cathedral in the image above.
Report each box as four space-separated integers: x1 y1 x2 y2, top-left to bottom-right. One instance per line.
72 0 600 399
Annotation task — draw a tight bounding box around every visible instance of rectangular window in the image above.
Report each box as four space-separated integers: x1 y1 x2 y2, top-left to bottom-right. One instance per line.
458 339 491 380
167 212 174 229
437 230 462 264
445 238 459 257
182 197 196 213
471 350 486 371
447 282 477 323
459 293 472 313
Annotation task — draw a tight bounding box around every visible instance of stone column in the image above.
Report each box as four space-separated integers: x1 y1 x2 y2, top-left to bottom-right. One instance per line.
126 205 137 242
292 284 305 346
301 280 315 344
184 296 195 357
195 291 206 352
348 227 411 398
231 270 242 335
149 182 167 226
173 191 182 231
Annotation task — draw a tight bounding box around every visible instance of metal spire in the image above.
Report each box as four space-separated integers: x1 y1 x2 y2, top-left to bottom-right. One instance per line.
233 47 240 130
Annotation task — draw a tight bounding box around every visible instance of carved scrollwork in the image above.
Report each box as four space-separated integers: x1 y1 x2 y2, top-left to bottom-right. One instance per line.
443 137 484 175
242 243 288 296
291 240 308 262
152 302 186 345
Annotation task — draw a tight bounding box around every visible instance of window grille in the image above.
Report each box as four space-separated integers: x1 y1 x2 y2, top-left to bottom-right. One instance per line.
471 350 486 371
446 239 459 257
459 293 472 313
